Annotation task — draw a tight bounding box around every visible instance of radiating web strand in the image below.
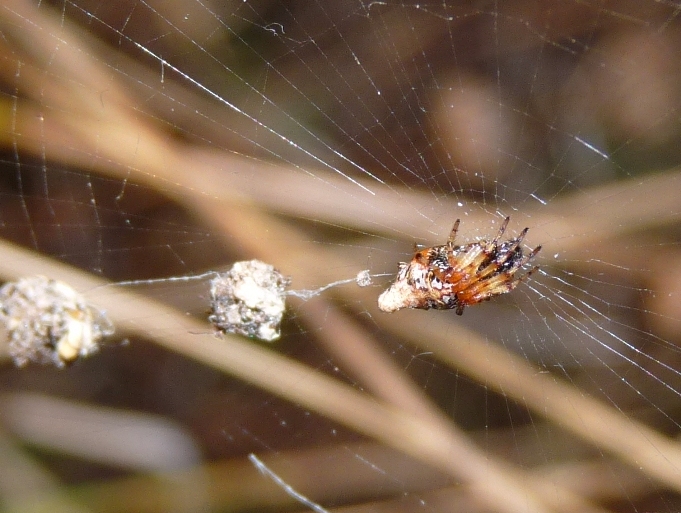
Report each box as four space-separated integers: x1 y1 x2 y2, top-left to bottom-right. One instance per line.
63 0 378 185
533 279 681 430
123 0 386 196
549 274 681 384
110 272 219 288
249 454 330 513
130 42 377 195
212 1 416 183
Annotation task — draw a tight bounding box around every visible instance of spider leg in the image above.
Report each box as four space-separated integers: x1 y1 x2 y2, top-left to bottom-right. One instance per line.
482 216 513 254
480 265 540 298
505 248 541 288
468 258 541 304
515 265 540 283
490 226 528 259
447 219 461 248
461 272 521 303
476 236 526 281
528 244 542 259
514 227 529 246
518 245 542 267
450 244 487 275
499 244 541 284
502 227 528 258
492 217 511 245
473 258 505 282
488 228 533 270
491 242 541 278
461 244 542 301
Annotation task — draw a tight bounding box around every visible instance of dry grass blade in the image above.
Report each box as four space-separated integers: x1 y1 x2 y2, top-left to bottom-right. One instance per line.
0 237 566 513
0 1 678 512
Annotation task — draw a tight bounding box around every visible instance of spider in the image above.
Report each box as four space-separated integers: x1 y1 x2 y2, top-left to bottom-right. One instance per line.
378 217 541 315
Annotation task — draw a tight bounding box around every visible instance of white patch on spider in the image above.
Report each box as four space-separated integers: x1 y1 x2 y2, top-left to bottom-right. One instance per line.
0 276 114 368
209 260 290 342
377 263 434 312
377 275 418 313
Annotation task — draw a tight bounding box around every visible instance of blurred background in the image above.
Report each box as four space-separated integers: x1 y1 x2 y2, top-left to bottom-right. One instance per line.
1 1 681 512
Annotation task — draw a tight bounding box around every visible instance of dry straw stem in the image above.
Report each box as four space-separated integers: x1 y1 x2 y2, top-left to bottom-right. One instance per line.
197 198 681 496
0 241 571 513
191 199 609 513
3 0 681 265
1 0 679 509
0 428 91 513
0 4 569 512
15 442 650 513
391 312 681 495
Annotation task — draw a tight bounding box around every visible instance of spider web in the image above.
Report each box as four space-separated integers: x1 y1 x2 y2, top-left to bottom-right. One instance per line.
1 1 681 512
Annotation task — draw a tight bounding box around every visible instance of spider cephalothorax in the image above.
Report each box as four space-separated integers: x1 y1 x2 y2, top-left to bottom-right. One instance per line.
378 217 541 315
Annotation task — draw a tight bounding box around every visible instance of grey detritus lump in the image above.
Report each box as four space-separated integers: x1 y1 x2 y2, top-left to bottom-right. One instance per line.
209 260 290 343
0 276 115 368
209 260 374 342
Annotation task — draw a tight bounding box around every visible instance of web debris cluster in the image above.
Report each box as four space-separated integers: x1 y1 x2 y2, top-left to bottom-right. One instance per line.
209 260 291 342
0 262 371 368
0 276 115 368
209 260 374 342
